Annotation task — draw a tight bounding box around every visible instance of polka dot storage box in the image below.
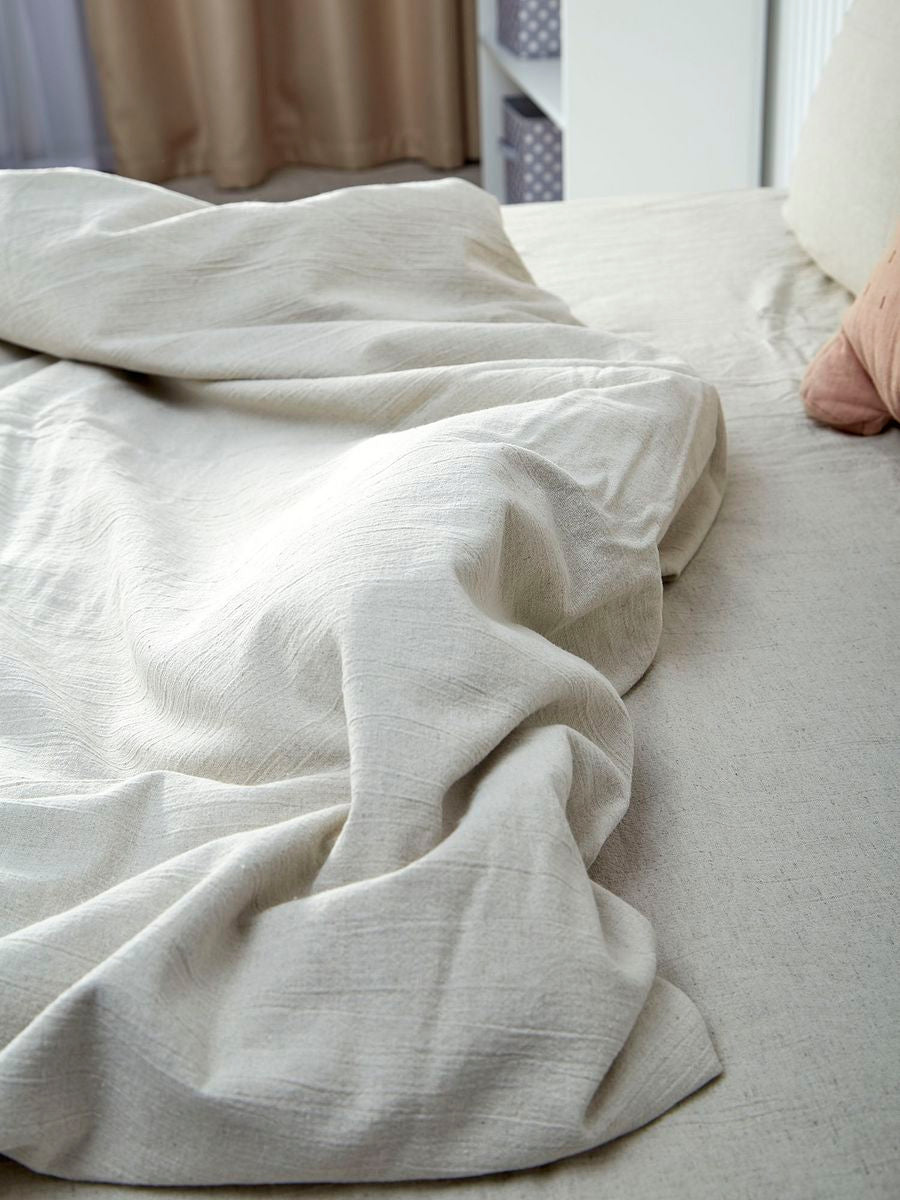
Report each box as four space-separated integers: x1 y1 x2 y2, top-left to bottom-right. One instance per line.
501 94 563 203
497 0 561 58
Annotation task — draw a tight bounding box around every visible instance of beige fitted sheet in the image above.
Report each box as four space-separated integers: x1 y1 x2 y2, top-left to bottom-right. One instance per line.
3 188 897 1199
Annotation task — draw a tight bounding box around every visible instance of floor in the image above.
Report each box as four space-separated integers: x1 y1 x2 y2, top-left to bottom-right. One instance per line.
166 160 482 204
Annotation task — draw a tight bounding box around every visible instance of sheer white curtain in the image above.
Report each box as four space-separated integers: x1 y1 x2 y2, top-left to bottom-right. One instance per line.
0 0 112 170
763 0 855 186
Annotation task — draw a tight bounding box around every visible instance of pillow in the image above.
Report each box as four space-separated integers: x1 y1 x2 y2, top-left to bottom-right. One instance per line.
784 0 900 295
801 223 899 434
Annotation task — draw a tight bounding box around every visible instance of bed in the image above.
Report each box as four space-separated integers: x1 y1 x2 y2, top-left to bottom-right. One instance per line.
1 179 896 1199
503 188 899 1197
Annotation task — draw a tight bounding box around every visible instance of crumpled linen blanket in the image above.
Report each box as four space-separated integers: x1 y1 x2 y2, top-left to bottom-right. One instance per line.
0 170 725 1185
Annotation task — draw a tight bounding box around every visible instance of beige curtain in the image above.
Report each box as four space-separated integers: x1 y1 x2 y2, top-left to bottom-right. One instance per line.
84 0 479 187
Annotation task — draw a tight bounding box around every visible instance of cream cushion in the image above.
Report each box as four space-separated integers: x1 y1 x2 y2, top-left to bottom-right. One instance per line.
784 0 900 295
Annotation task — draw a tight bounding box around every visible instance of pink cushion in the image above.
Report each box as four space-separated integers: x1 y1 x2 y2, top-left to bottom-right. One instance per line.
801 222 900 435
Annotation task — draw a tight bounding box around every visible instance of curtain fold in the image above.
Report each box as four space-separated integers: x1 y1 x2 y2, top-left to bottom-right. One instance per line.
0 0 112 170
84 0 479 188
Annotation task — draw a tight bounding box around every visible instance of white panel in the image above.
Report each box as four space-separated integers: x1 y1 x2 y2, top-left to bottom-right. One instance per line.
477 0 769 204
563 0 767 199
477 40 510 201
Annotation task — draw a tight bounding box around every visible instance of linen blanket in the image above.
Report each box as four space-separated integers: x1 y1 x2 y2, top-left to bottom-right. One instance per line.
0 170 725 1185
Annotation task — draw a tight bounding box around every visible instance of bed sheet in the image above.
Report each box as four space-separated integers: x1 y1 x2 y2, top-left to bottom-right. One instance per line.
3 188 897 1199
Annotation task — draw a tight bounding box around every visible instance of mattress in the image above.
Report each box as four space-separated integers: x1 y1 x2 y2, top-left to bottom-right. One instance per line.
2 188 897 1199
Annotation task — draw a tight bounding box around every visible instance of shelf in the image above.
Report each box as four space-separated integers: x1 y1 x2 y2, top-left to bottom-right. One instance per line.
478 33 564 130
477 0 766 205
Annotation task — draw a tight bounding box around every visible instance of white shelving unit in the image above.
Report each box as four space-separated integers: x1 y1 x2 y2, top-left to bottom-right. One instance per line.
477 0 768 203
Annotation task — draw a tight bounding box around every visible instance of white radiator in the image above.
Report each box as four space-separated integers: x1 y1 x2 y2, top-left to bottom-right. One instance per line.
763 0 855 187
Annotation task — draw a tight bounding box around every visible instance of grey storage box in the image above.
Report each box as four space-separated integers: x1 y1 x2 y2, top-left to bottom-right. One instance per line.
501 95 562 204
497 0 561 58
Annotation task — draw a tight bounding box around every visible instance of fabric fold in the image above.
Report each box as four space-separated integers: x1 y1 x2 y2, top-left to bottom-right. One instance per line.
0 170 724 1184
